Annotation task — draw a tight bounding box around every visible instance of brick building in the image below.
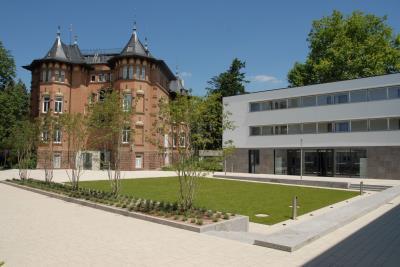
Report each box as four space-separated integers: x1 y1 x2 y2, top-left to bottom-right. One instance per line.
24 24 185 170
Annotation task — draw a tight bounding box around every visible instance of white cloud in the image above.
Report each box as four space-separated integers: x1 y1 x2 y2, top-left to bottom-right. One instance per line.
251 75 282 84
180 71 192 78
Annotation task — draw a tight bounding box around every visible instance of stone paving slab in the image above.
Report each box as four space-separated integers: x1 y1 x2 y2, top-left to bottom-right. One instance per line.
254 185 400 252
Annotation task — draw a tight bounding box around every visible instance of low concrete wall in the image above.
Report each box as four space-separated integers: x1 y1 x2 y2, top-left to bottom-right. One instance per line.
1 181 248 233
214 174 350 189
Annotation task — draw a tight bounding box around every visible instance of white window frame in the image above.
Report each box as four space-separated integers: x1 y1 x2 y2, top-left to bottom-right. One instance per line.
60 70 65 83
122 127 130 144
141 66 146 80
123 94 132 112
41 130 49 142
53 128 62 144
54 96 63 113
123 66 128 80
43 95 50 113
128 66 134 79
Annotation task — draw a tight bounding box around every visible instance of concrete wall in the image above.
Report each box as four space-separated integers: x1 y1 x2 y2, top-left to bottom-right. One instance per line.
223 74 400 149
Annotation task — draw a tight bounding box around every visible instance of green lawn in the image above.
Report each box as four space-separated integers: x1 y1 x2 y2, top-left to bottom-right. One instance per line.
79 177 358 225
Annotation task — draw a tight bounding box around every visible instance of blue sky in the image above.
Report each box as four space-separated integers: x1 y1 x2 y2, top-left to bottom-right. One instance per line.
1 0 399 95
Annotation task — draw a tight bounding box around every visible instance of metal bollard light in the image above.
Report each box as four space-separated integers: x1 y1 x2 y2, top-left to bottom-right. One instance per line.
360 181 364 195
292 196 298 220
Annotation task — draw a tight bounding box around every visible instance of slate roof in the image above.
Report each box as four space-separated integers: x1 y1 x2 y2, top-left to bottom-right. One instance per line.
120 29 152 58
43 34 86 64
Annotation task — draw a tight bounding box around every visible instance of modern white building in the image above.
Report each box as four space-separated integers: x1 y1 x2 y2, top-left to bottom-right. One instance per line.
223 73 400 179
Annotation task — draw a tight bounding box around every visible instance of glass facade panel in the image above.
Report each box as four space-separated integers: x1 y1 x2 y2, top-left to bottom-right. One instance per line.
301 95 316 107
350 89 368 103
274 149 287 175
274 125 287 135
288 98 300 108
389 118 400 130
388 87 400 99
368 87 387 101
317 94 333 105
303 123 317 134
288 124 302 134
261 126 273 135
351 120 368 132
273 148 367 177
250 126 261 136
335 121 350 132
261 101 272 111
249 102 260 112
318 122 333 133
334 92 349 104
369 118 387 131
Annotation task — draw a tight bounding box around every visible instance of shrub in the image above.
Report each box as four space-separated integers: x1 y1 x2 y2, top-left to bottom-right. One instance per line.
182 216 188 222
116 203 122 208
173 215 179 220
196 219 203 225
190 218 196 223
212 216 219 222
223 214 230 220
122 204 127 208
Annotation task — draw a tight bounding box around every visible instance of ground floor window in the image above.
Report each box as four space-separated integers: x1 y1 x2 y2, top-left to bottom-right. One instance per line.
248 150 259 173
82 152 92 170
273 148 367 177
135 154 143 169
53 153 61 169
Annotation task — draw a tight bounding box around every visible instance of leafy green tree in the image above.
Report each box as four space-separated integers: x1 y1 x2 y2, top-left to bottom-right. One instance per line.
0 40 16 90
60 113 89 190
207 58 248 97
88 91 132 195
0 81 30 167
288 10 400 87
9 119 39 179
205 58 247 149
151 94 234 210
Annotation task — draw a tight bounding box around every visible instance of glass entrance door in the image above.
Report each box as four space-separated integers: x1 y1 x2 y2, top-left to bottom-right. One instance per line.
287 149 300 175
304 149 334 176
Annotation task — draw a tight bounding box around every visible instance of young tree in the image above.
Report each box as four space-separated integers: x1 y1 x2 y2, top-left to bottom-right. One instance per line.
60 112 89 190
9 120 39 179
38 111 59 183
288 10 400 87
88 91 132 195
151 94 234 211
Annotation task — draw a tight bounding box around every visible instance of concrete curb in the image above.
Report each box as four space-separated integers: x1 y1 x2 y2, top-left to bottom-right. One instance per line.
0 181 248 233
213 174 350 189
254 185 400 252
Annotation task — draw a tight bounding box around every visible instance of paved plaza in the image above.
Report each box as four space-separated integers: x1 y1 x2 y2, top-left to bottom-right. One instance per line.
1 170 400 266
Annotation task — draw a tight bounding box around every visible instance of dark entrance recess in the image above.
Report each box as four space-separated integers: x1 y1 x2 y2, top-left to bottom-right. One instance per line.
287 149 301 175
248 149 260 173
304 149 334 176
